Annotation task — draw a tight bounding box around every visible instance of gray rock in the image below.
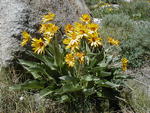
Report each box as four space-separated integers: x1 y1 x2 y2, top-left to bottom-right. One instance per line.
0 0 27 67
0 0 89 67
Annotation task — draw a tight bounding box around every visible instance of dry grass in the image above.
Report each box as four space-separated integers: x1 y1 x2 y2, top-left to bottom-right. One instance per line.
0 68 65 113
127 79 150 113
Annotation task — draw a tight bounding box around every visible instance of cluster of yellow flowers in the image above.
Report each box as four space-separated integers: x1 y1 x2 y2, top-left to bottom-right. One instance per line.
121 58 128 71
21 12 58 54
65 52 85 67
21 12 128 71
63 14 102 67
108 37 120 46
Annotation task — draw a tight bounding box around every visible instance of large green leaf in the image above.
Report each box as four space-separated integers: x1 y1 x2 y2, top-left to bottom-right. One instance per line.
100 71 112 77
10 80 46 90
27 51 56 70
81 75 100 82
19 59 55 80
53 44 64 67
19 60 42 79
23 66 42 79
114 74 134 79
55 84 82 95
59 76 76 81
100 81 120 88
97 55 113 68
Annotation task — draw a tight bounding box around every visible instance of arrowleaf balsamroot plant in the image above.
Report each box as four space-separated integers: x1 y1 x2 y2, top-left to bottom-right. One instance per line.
12 12 131 111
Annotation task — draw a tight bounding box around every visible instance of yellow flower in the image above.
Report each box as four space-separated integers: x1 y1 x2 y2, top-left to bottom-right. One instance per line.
42 12 55 23
21 31 31 46
87 23 99 34
75 52 85 64
39 23 59 36
43 36 52 45
63 37 80 51
74 23 88 38
108 8 113 12
80 14 91 23
66 31 77 38
74 22 83 28
121 58 128 71
31 38 46 54
65 24 74 33
65 53 75 67
108 37 120 46
88 33 102 47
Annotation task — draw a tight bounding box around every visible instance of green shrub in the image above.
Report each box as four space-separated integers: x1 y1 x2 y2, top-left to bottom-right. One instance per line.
101 14 150 67
11 13 131 112
92 5 118 18
102 14 134 32
90 0 150 21
85 0 99 7
102 0 123 4
119 1 150 21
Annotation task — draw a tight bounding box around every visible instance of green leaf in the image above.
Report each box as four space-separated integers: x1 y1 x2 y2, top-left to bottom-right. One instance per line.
85 42 91 53
59 76 75 81
81 75 100 82
27 51 56 70
23 67 41 79
97 55 113 68
98 62 107 68
19 59 39 67
19 59 55 80
56 84 82 94
9 85 21 91
102 81 120 88
83 88 95 96
84 75 93 81
10 80 45 90
97 91 102 97
106 55 113 64
92 67 104 72
19 59 42 79
39 87 53 98
100 71 112 77
115 74 134 79
60 95 70 103
52 38 64 67
41 56 56 70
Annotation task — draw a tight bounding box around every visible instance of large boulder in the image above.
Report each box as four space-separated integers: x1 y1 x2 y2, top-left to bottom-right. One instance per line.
0 0 89 67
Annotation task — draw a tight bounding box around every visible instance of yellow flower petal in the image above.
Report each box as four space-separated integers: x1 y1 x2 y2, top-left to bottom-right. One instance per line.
121 58 128 71
80 14 91 23
42 12 55 23
88 33 102 47
39 23 59 36
31 38 46 54
65 53 75 67
21 31 30 46
87 23 99 33
65 24 74 33
108 37 120 46
75 52 85 64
